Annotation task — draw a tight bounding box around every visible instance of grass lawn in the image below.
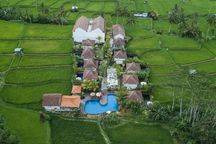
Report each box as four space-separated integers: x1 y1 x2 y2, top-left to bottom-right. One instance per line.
16 0 34 6
161 35 199 49
5 67 72 83
0 105 50 144
103 2 116 13
0 40 19 54
19 55 73 66
50 116 106 144
169 49 214 64
105 122 174 144
150 65 181 75
0 82 71 104
203 40 216 55
126 26 155 38
185 60 216 73
128 37 160 53
20 40 72 53
140 50 174 65
23 24 72 38
0 56 13 72
87 2 103 12
0 20 24 39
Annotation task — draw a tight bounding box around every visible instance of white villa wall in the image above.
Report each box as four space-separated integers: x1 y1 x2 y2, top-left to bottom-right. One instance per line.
73 28 87 43
114 58 125 64
123 84 138 90
114 34 124 40
43 106 61 112
73 28 105 43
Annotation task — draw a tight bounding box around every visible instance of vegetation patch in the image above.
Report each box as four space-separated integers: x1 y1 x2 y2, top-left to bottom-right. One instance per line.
50 116 106 144
105 122 174 144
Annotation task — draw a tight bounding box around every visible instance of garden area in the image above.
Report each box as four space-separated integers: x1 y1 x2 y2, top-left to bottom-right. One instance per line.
0 0 215 144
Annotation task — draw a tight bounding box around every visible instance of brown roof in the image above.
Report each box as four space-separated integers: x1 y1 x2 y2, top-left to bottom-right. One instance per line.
61 95 81 108
113 38 125 47
84 59 98 69
114 50 127 59
112 24 125 37
42 93 62 106
127 91 143 102
82 39 95 46
81 47 95 59
83 70 98 80
126 63 141 72
73 16 89 32
92 16 105 32
122 74 139 84
71 85 82 94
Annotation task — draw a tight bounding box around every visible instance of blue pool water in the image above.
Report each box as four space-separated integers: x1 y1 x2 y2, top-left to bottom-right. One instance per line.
84 94 119 115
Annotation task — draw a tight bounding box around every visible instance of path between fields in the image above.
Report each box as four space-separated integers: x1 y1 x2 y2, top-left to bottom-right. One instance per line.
98 124 111 144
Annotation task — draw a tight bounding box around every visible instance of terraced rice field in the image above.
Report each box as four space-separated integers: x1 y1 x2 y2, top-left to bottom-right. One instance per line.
0 0 215 144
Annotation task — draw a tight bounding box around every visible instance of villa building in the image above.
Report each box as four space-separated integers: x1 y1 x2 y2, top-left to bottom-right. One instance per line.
42 93 62 111
60 95 81 111
110 24 125 50
83 59 98 71
81 47 95 60
127 91 143 102
82 39 95 49
73 16 105 43
71 85 82 94
122 74 139 90
107 67 118 89
83 69 98 80
113 50 127 64
126 62 141 73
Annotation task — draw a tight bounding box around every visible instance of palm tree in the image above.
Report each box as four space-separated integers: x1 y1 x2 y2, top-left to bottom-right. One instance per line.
126 14 137 26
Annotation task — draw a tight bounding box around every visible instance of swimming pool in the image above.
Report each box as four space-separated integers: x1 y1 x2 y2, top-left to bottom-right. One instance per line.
84 94 119 115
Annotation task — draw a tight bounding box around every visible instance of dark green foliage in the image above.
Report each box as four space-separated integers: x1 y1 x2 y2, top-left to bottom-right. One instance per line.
115 6 130 17
207 14 216 27
50 116 106 144
0 4 68 25
0 115 19 144
105 122 174 144
125 101 144 114
82 80 99 92
137 68 150 81
101 113 121 128
168 4 185 24
148 11 158 20
149 73 216 144
178 14 201 38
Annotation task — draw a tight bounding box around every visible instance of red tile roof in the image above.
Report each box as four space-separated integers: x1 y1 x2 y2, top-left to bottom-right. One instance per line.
113 38 125 47
82 39 95 46
122 74 139 84
127 91 143 102
61 95 81 108
126 62 141 73
114 50 127 59
81 48 95 59
92 16 105 32
42 93 62 106
84 59 98 69
71 85 82 94
73 16 89 32
83 70 98 80
112 24 125 37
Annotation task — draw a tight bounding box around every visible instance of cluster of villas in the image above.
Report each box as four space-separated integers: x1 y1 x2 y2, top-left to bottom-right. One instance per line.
42 16 149 114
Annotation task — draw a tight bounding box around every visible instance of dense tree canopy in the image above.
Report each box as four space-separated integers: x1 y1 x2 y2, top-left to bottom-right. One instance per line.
0 115 19 144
